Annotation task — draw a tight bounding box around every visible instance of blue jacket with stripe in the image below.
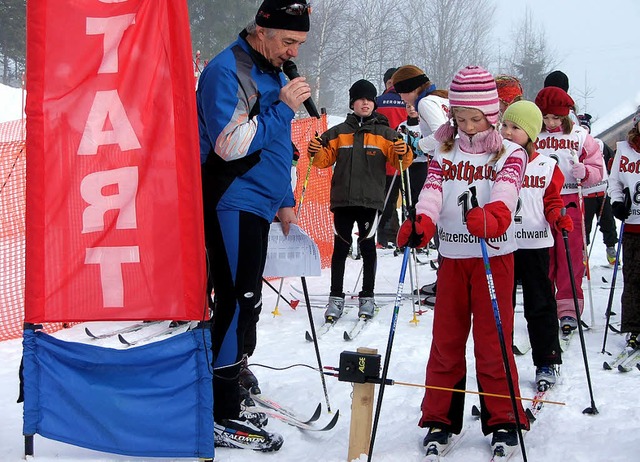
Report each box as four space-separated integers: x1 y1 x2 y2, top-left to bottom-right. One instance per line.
196 30 296 221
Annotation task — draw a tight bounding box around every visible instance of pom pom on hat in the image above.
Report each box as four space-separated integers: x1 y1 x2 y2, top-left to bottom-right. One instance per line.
448 66 500 125
503 100 543 143
255 0 310 32
495 75 523 106
349 79 378 108
534 87 575 117
544 70 569 92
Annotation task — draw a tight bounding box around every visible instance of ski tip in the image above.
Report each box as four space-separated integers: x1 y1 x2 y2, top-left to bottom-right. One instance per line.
319 409 340 431
117 334 132 346
603 361 612 370
290 299 300 309
471 404 481 417
525 408 536 423
343 331 352 341
618 364 631 373
304 331 313 342
305 403 322 424
84 327 97 339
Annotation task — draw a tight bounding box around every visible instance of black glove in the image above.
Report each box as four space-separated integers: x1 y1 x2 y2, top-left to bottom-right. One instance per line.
611 187 632 221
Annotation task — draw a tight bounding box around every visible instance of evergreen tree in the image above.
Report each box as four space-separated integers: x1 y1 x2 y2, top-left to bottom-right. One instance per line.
0 0 26 86
187 0 260 62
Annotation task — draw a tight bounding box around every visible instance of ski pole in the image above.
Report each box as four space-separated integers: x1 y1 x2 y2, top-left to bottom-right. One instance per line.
393 151 420 321
572 152 595 326
478 238 528 462
401 162 423 324
367 246 411 462
586 192 607 260
560 208 599 415
262 277 299 309
301 276 332 413
271 277 285 316
601 222 624 355
367 153 411 462
297 131 319 217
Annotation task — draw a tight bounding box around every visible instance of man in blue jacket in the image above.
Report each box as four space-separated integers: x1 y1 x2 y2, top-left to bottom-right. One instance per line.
196 0 311 451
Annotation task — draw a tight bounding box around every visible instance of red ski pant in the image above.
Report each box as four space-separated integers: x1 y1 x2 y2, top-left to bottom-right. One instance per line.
549 193 585 319
419 254 528 435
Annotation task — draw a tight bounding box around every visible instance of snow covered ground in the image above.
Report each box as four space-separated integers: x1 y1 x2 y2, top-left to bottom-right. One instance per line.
1 241 638 462
1 82 638 461
0 83 25 123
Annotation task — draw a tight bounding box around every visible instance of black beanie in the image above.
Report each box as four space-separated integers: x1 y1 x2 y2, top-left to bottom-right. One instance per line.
349 79 377 108
383 68 397 84
544 70 569 92
255 0 310 32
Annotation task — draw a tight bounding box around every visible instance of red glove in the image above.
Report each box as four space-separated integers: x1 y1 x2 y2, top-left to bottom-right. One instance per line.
397 213 435 249
465 201 512 238
546 208 574 233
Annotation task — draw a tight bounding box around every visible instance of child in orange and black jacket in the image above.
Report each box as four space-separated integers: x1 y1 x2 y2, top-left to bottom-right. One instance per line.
307 79 411 321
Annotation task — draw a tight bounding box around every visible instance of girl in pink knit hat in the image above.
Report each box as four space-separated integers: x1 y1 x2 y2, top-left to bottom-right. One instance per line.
397 65 529 458
534 86 604 334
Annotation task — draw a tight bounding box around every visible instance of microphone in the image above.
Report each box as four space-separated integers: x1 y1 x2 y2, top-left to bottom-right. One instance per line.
282 60 320 119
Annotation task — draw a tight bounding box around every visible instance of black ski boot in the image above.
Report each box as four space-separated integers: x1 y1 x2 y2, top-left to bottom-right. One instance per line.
239 355 261 395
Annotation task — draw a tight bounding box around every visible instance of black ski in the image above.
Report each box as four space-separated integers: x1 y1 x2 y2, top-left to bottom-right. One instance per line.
84 321 163 340
117 322 192 346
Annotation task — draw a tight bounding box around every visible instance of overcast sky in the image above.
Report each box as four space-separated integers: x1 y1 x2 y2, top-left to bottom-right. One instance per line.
493 0 640 123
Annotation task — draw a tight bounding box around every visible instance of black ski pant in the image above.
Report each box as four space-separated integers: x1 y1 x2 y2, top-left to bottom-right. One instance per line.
584 193 618 247
377 174 400 246
513 247 562 367
621 233 640 333
331 206 377 297
204 209 269 421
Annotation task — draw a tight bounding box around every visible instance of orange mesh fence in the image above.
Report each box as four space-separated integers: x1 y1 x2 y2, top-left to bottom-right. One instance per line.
291 114 333 268
0 120 72 341
0 116 333 341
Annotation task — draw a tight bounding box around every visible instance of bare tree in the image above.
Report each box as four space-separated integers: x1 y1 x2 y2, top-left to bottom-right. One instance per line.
397 0 496 88
506 9 557 100
574 71 596 115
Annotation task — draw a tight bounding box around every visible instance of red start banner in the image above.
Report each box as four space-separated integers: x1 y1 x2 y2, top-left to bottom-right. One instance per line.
25 0 207 322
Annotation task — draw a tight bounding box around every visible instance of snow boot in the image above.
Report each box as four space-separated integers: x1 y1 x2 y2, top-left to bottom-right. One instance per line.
419 281 437 296
358 296 376 319
535 365 557 391
423 427 450 457
560 316 577 335
491 428 518 458
239 355 261 395
214 419 283 451
324 295 345 322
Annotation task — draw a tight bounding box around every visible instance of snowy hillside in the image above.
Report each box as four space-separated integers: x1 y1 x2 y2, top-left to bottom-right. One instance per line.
0 83 24 123
1 243 638 462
